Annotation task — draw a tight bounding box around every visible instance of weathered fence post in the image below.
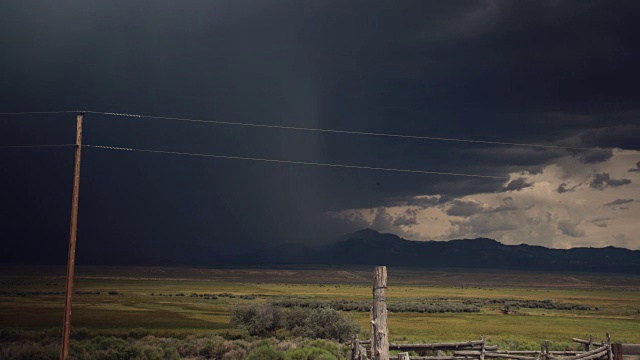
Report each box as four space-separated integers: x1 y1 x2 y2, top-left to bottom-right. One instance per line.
398 352 409 360
606 333 613 360
586 334 593 352
545 340 550 360
612 344 622 360
372 266 389 360
480 335 486 360
540 341 550 360
351 335 369 360
352 336 358 360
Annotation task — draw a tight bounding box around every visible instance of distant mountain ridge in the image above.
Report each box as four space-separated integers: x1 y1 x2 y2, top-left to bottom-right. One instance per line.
324 229 640 274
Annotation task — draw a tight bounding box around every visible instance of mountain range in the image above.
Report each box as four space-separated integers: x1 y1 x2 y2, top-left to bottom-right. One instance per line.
241 229 640 274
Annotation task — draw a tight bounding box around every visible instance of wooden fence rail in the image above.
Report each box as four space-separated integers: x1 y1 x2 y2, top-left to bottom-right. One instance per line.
351 339 617 360
350 266 636 360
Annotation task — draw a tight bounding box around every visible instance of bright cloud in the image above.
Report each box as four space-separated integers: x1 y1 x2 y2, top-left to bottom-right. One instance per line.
329 149 640 249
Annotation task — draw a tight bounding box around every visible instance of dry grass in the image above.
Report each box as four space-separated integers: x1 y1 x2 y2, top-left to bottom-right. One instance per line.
1 266 639 344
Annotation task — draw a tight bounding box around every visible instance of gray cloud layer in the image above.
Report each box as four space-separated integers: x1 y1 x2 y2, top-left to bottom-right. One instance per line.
590 173 632 190
2 1 640 263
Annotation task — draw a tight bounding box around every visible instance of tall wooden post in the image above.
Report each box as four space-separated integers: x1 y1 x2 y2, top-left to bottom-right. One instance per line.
372 266 389 360
60 112 83 360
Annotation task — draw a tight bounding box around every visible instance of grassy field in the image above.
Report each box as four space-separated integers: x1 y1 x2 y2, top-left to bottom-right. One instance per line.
1 266 639 348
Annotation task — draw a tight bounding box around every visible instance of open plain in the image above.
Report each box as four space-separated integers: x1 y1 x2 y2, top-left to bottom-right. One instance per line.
1 266 639 348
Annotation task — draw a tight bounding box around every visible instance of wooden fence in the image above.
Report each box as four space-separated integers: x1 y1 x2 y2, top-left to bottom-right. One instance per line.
351 266 635 360
352 335 617 360
613 344 640 360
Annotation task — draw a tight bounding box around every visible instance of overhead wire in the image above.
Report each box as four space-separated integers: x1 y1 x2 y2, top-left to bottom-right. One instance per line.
0 109 608 179
0 109 609 152
0 111 81 115
83 144 509 179
81 110 608 152
0 144 76 149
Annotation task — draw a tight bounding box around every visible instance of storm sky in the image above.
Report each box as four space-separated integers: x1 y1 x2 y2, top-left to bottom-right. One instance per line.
1 1 640 265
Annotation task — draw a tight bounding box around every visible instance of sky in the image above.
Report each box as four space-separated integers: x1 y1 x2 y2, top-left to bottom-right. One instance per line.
1 1 639 265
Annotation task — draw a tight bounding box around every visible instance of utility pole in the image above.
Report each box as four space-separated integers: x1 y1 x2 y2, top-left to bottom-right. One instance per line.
60 112 83 360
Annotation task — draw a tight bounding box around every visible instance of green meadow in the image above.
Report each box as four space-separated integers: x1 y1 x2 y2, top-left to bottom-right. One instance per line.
1 266 639 347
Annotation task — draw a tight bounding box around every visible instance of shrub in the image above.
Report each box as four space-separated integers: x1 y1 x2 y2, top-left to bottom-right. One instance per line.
281 306 310 330
0 328 24 341
2 329 352 360
223 348 248 359
199 338 226 359
287 346 337 360
290 308 359 343
71 327 91 340
246 344 287 360
163 346 181 360
14 344 59 360
230 303 282 337
139 344 164 360
305 338 347 358
230 304 359 343
128 328 151 339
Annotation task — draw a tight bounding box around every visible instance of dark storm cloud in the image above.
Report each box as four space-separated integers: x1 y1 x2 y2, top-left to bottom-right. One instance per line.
405 195 442 208
588 217 610 228
464 147 566 171
393 209 418 227
445 200 485 217
503 178 534 192
604 199 634 206
558 220 585 238
578 150 614 164
370 207 394 231
488 205 519 213
2 0 640 264
590 173 632 190
578 124 640 151
557 183 580 194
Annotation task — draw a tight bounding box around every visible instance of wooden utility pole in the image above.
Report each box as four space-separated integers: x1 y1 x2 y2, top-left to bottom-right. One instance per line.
372 266 389 360
60 112 83 360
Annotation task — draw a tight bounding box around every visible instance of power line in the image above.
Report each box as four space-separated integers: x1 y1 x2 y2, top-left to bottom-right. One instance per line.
83 144 509 179
82 110 608 152
0 144 76 149
1 109 610 152
0 111 81 115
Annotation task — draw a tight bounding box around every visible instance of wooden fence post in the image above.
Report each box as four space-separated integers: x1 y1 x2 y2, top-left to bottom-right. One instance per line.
612 344 622 360
398 352 409 360
351 336 358 360
606 333 613 360
545 340 550 360
372 266 389 360
351 335 370 360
